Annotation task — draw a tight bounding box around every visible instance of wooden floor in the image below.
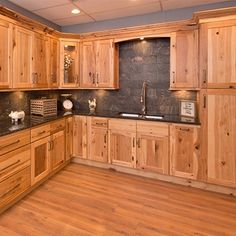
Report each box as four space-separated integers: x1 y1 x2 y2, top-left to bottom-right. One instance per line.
0 164 236 236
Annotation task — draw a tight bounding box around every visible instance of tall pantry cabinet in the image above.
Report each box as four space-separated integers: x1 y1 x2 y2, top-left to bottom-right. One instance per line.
200 18 236 188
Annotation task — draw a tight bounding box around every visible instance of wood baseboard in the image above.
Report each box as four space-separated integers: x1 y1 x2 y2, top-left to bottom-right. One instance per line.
72 157 236 197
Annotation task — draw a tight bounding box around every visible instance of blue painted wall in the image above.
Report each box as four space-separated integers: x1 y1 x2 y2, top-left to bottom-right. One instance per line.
62 1 236 33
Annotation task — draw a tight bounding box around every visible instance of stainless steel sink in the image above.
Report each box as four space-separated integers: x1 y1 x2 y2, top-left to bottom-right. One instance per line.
119 113 141 118
119 113 164 120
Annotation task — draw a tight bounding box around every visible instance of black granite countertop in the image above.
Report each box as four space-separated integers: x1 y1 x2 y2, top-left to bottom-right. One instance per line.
0 110 200 137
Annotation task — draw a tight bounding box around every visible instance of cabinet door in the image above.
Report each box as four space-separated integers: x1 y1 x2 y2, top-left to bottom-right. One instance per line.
96 39 115 88
170 30 199 89
12 26 33 88
31 136 51 185
0 20 12 89
49 37 59 88
88 127 108 163
66 117 73 161
32 33 49 88
137 133 169 174
205 90 236 187
109 130 136 168
73 116 87 159
80 41 96 88
207 24 236 88
60 40 79 88
51 130 65 171
170 125 200 180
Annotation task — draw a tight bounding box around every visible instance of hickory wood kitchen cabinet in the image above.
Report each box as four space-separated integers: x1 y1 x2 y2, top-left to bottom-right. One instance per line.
73 116 87 159
31 119 68 185
49 37 60 88
0 130 31 210
0 19 12 89
59 39 79 88
66 117 73 161
87 117 108 163
170 124 201 180
200 19 236 88
80 39 118 89
136 121 169 174
109 119 136 168
201 89 236 187
170 29 199 90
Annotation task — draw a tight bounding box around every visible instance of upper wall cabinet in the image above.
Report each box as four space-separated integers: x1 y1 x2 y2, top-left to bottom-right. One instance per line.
32 32 50 88
13 28 50 89
59 39 79 88
200 20 236 88
49 37 59 88
12 26 33 88
170 30 199 90
0 20 12 89
80 39 119 89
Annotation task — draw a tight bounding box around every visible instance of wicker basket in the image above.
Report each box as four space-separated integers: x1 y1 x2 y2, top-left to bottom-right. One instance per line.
30 99 57 117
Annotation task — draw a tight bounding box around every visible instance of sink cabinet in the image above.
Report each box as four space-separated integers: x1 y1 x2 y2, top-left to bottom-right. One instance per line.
136 121 169 174
109 119 136 168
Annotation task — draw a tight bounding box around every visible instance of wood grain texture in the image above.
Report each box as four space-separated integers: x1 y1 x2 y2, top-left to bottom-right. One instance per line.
0 163 236 236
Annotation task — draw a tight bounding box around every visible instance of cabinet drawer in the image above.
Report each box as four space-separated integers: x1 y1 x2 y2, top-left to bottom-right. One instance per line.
50 119 65 133
0 130 30 155
0 145 30 182
137 121 169 136
0 167 31 209
91 117 108 128
31 124 50 142
109 118 136 132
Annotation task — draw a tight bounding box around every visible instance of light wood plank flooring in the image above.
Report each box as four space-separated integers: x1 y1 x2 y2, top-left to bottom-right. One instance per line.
0 163 236 236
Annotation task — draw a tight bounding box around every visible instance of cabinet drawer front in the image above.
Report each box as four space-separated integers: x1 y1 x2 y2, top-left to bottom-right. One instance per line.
0 145 30 182
0 167 31 209
109 119 136 132
91 117 108 128
137 121 169 136
0 130 30 155
31 124 50 142
50 119 65 133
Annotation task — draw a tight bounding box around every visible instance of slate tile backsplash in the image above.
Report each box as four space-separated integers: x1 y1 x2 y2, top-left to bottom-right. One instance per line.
0 38 197 119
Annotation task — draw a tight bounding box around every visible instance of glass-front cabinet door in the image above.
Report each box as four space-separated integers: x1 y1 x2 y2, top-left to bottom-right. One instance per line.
59 39 79 88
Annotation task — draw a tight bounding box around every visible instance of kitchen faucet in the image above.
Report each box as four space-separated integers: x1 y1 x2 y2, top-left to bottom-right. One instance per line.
140 81 147 115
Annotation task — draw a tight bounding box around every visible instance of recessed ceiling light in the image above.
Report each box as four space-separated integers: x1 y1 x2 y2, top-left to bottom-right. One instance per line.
71 8 80 14
140 37 144 40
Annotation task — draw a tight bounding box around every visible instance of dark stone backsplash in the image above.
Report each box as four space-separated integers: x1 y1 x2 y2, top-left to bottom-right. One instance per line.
0 38 197 119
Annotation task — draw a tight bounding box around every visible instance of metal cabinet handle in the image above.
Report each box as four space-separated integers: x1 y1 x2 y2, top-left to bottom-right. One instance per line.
172 71 175 84
104 134 107 144
38 130 46 135
0 183 20 198
137 138 141 148
0 140 20 150
0 160 21 172
133 137 136 148
180 128 190 132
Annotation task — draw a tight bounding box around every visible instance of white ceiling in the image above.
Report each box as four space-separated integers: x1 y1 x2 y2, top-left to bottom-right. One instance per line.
8 0 232 26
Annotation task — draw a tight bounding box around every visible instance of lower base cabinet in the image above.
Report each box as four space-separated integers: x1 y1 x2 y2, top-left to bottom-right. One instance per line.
87 117 108 163
136 121 169 174
73 116 87 159
31 136 51 185
170 124 200 180
51 130 65 171
0 167 31 209
109 119 136 168
65 117 73 161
